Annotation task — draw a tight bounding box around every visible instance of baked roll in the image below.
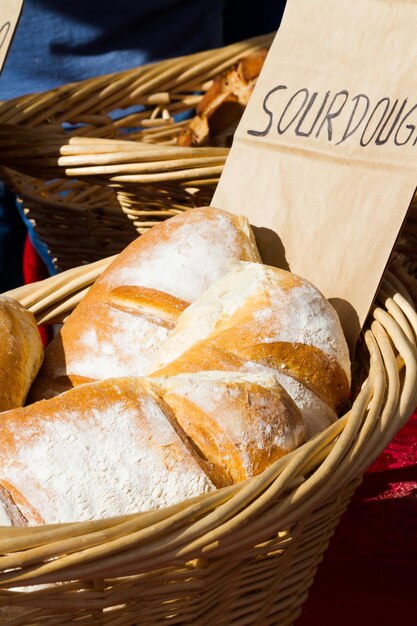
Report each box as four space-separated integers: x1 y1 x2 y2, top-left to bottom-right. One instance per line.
0 296 43 412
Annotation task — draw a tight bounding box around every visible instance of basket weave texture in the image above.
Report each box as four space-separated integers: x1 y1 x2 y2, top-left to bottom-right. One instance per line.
1 32 417 624
1 247 417 625
0 34 273 271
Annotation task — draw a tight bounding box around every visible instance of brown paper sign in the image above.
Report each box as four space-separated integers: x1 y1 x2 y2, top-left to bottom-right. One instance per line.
0 0 23 73
212 0 417 350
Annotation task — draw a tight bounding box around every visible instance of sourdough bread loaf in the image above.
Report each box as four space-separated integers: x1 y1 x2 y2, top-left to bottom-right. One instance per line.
3 211 352 526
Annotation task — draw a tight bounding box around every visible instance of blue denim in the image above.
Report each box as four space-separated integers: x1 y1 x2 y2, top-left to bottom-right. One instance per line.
0 0 225 100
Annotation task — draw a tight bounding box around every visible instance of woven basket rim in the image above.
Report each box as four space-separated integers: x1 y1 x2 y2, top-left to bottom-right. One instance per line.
1 254 416 588
0 32 275 112
0 33 278 276
0 35 415 622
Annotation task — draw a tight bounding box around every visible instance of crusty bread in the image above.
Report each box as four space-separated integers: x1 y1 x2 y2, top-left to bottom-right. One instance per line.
153 371 304 487
29 207 261 402
0 296 43 412
2 212 351 526
0 371 303 525
149 262 351 439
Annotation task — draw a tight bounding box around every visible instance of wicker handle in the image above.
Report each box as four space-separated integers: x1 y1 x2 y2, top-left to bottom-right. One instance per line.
0 125 229 186
0 33 274 123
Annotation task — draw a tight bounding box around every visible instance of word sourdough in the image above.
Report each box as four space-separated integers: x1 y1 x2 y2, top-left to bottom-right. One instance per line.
247 85 417 148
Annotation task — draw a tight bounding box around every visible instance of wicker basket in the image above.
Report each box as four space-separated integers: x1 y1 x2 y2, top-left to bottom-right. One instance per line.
0 34 273 271
0 247 416 624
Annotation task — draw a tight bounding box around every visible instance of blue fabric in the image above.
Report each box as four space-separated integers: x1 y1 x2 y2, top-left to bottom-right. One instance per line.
15 200 58 276
0 0 224 100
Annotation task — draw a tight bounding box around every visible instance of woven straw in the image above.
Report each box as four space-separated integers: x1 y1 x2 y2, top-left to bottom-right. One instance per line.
0 34 273 271
1 249 417 625
1 32 417 623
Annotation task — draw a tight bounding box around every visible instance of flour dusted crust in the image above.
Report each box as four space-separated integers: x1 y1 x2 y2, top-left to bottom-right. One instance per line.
0 296 43 412
29 208 261 401
0 378 215 525
150 262 351 437
7 212 352 526
0 372 304 525
153 371 305 486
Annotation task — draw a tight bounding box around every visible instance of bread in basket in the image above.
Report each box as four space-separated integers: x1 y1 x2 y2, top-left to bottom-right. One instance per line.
0 206 416 624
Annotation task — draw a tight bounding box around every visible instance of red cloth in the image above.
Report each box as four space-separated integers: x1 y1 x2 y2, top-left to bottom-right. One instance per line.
295 411 417 625
22 236 50 285
22 236 53 346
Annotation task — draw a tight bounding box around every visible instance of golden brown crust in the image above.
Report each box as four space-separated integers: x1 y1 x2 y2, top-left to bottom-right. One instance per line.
153 373 305 486
151 342 242 378
109 286 190 329
0 481 44 526
161 392 247 487
0 297 43 412
0 373 303 524
151 332 349 413
150 263 351 417
29 207 260 403
234 341 349 413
